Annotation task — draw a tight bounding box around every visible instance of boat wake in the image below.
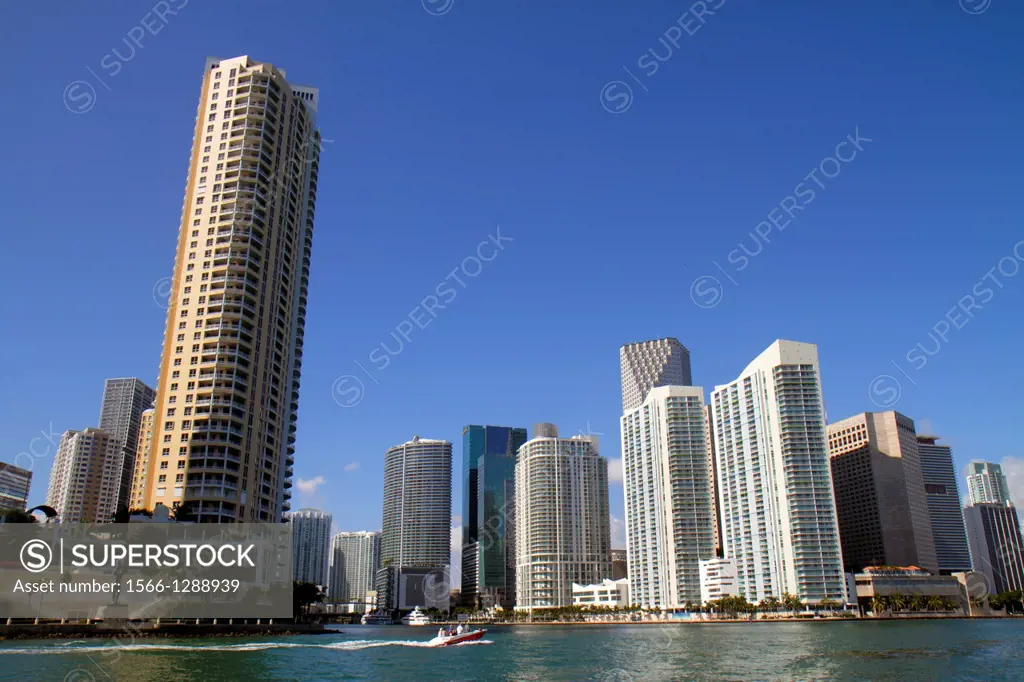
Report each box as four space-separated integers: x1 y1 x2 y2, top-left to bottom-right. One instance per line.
0 639 494 655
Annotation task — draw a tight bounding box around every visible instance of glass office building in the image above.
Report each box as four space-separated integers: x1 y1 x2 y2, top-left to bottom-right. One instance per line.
460 424 527 608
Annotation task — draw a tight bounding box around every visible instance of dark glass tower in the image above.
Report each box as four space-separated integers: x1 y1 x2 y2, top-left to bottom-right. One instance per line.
461 425 527 609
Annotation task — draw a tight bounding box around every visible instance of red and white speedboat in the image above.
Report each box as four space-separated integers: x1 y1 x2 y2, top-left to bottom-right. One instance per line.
428 628 487 647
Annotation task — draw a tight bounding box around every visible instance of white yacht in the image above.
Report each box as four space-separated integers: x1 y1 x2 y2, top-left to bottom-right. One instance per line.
400 607 432 626
360 611 394 625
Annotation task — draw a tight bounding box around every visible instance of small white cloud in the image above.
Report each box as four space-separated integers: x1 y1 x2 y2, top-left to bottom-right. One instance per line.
999 456 1024 507
608 458 623 484
296 476 325 495
344 462 360 472
610 514 626 548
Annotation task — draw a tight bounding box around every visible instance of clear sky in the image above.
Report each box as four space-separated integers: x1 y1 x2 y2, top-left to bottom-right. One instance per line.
2 1 1023 568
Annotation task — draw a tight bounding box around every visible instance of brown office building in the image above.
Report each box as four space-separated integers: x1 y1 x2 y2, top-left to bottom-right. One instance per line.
827 411 938 573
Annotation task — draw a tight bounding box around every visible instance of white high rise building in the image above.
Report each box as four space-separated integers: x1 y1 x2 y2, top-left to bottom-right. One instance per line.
621 386 716 608
47 428 122 523
285 508 333 587
620 338 692 412
380 437 452 569
967 461 1012 506
515 424 611 611
329 531 381 608
710 340 847 605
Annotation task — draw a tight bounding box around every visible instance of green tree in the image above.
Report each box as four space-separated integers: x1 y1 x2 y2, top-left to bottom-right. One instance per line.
171 502 196 522
818 598 839 613
0 508 37 523
293 581 325 621
781 592 803 614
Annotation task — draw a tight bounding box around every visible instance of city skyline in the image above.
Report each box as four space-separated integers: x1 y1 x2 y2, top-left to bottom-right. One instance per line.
4 3 1024 554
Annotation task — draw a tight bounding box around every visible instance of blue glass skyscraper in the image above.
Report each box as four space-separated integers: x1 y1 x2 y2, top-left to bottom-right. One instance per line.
461 424 527 609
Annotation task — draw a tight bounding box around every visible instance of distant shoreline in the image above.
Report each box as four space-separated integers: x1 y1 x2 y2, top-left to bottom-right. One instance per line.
430 614 1012 626
2 615 1015 640
0 622 331 641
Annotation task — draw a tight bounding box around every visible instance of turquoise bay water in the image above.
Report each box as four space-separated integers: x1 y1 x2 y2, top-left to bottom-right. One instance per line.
1 621 1022 681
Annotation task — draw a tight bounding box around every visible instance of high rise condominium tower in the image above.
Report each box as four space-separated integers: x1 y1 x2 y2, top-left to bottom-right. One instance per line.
329 531 381 608
827 411 938 573
377 437 452 612
98 378 156 510
621 386 716 608
515 424 611 611
710 340 846 605
967 462 1012 506
620 338 692 412
460 424 527 609
142 55 321 522
285 508 333 587
917 436 973 574
47 428 121 522
0 462 32 511
380 437 452 568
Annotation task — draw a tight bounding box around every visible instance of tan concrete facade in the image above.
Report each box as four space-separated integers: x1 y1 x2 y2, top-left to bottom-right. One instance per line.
828 411 938 573
141 56 320 522
128 408 154 510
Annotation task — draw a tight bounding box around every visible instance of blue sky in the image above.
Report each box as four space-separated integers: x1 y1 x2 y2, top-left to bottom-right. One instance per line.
2 1 1023 563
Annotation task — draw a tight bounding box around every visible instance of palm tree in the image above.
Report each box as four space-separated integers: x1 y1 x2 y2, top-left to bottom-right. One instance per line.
292 581 325 622
758 596 781 614
781 592 802 614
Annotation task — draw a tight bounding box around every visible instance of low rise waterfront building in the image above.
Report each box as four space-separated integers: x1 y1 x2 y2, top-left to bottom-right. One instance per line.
572 579 629 608
852 566 968 614
699 558 739 604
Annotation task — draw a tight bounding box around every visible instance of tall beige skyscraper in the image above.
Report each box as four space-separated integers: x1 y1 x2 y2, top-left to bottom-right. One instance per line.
141 55 321 522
